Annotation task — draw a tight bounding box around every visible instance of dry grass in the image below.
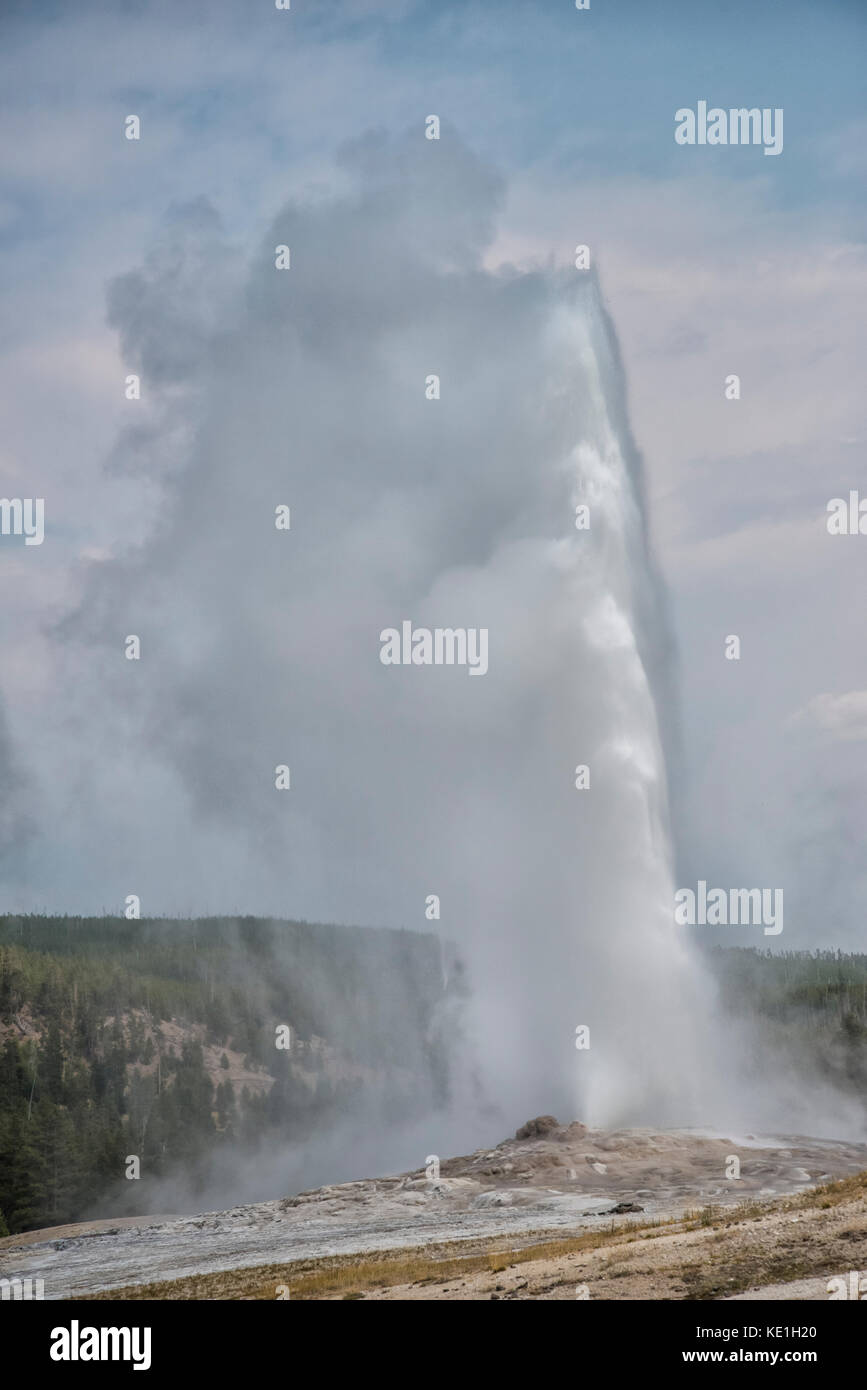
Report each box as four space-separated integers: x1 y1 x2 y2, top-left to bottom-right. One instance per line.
83 1169 867 1302
86 1217 677 1301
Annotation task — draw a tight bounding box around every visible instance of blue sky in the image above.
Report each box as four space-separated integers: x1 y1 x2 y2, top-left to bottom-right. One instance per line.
0 0 866 950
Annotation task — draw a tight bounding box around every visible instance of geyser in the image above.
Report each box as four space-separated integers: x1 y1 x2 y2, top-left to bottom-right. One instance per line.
57 127 725 1154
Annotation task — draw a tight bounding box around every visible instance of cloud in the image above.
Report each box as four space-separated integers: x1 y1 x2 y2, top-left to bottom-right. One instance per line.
0 699 34 873
18 124 741 1137
792 691 867 742
0 0 865 1149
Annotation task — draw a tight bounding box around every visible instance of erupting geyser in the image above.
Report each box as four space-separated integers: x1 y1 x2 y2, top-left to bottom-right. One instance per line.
62 129 728 1159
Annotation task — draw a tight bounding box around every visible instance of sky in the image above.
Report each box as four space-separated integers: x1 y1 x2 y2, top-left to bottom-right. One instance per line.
1 0 866 964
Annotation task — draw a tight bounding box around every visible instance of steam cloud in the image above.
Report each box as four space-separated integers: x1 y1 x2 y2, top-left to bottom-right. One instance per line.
30 129 740 1147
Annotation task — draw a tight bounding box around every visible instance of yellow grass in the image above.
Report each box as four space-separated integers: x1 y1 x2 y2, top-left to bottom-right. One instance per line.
84 1169 867 1302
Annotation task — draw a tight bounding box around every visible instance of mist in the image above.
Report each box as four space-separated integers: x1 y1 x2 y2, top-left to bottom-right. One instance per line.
3 128 862 1197
13 127 727 1149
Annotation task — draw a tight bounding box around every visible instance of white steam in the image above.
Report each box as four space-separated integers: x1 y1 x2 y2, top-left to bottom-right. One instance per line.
26 130 740 1150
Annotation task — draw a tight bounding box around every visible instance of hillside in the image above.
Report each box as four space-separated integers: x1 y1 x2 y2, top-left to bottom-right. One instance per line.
0 915 458 1235
3 920 867 1240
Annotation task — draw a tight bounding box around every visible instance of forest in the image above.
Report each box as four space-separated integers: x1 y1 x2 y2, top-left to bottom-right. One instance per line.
1 919 866 1237
0 915 454 1235
707 944 867 1097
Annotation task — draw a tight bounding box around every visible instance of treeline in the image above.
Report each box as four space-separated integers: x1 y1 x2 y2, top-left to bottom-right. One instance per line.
706 946 867 1097
6 923 863 1239
0 915 449 1065
0 915 455 1235
708 947 867 1031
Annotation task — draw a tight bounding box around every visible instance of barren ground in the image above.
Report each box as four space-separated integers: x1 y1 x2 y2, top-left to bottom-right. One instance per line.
2 1120 865 1300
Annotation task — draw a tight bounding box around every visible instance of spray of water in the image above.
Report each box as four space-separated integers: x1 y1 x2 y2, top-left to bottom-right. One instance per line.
444 286 724 1136
34 129 739 1173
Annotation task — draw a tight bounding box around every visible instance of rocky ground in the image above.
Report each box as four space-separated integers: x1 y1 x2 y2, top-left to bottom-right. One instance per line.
2 1117 865 1300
